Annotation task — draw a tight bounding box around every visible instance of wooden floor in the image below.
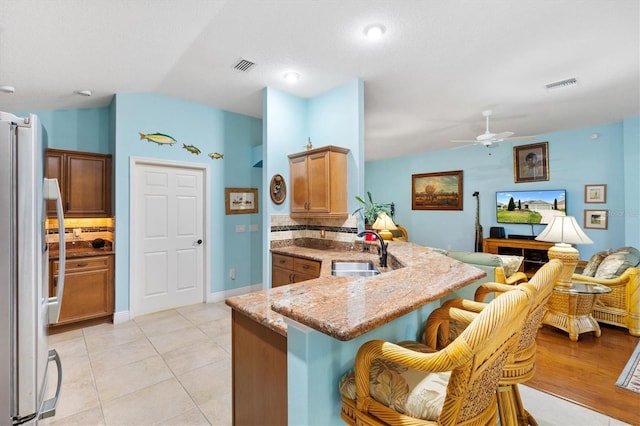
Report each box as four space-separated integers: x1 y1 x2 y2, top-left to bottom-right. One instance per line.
527 323 640 425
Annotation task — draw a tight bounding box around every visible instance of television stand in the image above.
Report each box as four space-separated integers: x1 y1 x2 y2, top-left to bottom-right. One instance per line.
483 238 554 278
508 234 536 240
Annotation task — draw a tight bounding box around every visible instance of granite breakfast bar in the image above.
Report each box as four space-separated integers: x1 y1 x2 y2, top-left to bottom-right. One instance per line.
225 241 485 425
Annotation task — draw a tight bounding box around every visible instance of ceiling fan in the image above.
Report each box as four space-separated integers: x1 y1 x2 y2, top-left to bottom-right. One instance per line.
451 110 534 147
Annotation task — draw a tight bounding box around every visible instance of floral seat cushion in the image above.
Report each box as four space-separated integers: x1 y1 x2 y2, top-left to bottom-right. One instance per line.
339 342 450 421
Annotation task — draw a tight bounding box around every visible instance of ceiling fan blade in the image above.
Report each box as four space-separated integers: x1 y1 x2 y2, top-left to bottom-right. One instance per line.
450 139 478 143
493 131 514 140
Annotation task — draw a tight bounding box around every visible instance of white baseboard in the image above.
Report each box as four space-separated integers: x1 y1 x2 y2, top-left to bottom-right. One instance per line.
207 283 263 303
113 310 130 324
113 283 263 323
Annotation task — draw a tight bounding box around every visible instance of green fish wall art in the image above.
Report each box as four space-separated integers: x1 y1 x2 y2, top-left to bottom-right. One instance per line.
208 152 224 160
139 132 177 146
182 144 201 155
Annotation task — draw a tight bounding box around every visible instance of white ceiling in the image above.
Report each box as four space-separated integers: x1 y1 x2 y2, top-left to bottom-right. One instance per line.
1 0 638 161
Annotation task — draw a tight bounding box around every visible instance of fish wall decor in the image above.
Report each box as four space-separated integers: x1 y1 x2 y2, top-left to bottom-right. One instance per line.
208 152 224 160
182 144 201 155
139 132 177 146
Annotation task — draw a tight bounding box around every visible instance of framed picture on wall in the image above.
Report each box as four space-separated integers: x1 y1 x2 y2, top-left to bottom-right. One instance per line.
513 142 549 183
584 184 606 203
584 209 608 230
225 188 258 214
411 170 463 210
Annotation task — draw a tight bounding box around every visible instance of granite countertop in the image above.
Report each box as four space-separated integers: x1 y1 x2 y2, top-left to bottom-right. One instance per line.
49 241 114 260
225 241 485 341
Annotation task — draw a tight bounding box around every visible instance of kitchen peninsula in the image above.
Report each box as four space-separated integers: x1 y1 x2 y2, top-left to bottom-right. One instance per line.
225 240 485 425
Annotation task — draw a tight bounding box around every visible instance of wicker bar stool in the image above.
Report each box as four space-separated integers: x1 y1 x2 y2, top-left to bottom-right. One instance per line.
424 259 562 426
339 286 532 425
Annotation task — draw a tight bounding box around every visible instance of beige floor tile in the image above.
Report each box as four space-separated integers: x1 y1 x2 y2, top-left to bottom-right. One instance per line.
49 335 88 359
102 378 196 425
93 354 173 402
83 321 146 352
146 325 211 354
162 340 230 376
177 359 231 406
50 372 100 421
88 337 158 374
44 406 105 426
134 310 193 336
197 392 232 426
177 302 230 325
48 329 84 346
156 407 211 426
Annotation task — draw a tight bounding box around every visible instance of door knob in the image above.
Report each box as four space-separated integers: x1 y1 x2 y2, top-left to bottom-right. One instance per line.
196 239 203 245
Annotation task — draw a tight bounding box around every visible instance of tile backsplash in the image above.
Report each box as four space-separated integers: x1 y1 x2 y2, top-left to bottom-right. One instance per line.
270 214 357 247
46 217 115 244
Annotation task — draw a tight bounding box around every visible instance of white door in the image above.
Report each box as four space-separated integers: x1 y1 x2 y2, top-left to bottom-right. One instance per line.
132 162 205 316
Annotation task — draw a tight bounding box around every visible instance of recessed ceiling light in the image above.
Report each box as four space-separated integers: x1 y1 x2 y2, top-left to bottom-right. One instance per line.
364 24 386 40
283 72 300 84
0 85 16 94
75 89 92 97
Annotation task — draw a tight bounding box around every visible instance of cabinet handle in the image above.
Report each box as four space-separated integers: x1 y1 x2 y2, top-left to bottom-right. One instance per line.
302 264 309 269
76 262 89 267
279 259 286 264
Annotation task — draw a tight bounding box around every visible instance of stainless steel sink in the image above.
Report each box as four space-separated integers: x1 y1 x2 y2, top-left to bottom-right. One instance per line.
331 260 380 277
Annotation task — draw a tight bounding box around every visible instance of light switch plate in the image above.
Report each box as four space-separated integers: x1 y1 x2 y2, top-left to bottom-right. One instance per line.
235 225 246 233
250 224 259 232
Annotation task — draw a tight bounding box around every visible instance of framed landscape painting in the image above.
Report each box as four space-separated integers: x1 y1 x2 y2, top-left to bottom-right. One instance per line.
412 170 463 210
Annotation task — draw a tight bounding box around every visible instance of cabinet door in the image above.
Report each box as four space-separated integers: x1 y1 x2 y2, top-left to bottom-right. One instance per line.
45 151 65 216
306 151 330 213
52 256 114 324
289 156 309 213
272 266 293 287
65 153 112 217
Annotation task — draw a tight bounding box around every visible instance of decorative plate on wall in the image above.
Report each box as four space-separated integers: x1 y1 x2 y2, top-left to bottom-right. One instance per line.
270 174 286 204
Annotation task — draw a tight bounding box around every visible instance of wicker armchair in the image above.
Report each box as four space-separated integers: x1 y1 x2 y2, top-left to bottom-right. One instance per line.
572 267 639 336
424 260 562 426
339 287 531 425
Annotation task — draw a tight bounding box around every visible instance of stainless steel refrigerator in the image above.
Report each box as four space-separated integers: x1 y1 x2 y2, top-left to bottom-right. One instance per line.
0 112 67 425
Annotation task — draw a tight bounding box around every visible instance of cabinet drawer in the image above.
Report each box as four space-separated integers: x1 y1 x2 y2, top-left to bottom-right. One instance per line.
53 255 111 273
293 257 321 277
272 254 294 270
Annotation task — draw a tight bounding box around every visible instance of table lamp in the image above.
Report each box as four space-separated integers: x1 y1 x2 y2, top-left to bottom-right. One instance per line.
535 215 593 286
372 211 397 241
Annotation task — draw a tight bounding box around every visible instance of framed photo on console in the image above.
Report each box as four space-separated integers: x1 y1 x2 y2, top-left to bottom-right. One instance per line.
584 184 606 203
584 209 608 230
513 142 549 183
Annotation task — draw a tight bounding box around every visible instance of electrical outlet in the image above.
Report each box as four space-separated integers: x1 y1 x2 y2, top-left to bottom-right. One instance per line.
235 225 246 233
250 224 259 232
74 228 82 238
230 268 236 280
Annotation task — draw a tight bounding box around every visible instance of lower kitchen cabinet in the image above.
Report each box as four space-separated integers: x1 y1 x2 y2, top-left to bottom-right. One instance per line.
49 254 114 332
272 253 321 287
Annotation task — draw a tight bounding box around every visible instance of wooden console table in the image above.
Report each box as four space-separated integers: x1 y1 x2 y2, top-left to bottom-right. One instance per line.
483 238 553 278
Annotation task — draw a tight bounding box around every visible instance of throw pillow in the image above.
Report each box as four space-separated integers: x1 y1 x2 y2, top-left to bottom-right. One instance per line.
582 249 612 277
595 247 640 279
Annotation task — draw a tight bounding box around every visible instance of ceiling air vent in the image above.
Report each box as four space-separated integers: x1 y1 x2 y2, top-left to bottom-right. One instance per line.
545 77 578 91
233 58 256 72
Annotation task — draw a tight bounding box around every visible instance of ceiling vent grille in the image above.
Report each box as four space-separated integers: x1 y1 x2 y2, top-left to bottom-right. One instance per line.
233 58 256 72
545 77 578 91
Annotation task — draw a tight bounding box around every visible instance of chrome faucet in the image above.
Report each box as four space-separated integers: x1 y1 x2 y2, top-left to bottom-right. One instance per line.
358 230 388 268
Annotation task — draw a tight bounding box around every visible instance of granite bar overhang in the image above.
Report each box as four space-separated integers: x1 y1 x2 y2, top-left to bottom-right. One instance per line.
226 241 486 341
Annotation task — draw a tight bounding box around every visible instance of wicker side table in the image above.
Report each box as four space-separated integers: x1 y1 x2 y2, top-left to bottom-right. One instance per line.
542 282 612 341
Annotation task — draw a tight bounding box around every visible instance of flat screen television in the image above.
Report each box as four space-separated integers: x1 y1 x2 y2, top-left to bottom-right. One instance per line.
496 189 566 224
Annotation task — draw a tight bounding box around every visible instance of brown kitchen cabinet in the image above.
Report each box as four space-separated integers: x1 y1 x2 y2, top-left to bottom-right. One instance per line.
49 254 114 331
272 253 321 287
288 145 349 219
45 149 112 217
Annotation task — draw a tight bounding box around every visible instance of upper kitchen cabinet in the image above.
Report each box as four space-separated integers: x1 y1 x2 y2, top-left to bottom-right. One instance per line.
45 149 112 217
288 145 349 219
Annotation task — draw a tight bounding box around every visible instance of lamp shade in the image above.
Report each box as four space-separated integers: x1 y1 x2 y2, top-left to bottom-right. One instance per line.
372 211 397 231
535 216 593 245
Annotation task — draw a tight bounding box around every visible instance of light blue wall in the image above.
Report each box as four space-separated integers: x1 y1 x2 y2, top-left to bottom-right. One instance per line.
365 118 640 260
623 117 640 249
262 80 364 287
16 107 112 153
110 93 261 311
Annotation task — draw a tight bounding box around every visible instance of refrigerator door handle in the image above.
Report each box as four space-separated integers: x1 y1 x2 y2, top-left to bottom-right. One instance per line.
38 350 62 420
44 178 65 324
